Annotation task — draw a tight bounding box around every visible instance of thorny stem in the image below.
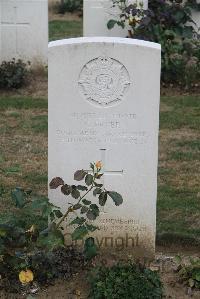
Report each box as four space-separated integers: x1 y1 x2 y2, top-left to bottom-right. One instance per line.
56 207 73 229
56 182 94 229
77 184 94 205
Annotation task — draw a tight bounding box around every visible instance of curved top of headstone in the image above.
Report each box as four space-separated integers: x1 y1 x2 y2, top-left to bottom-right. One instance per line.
48 37 161 51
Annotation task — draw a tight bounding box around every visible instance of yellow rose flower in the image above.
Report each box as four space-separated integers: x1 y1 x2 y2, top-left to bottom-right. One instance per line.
95 161 102 169
26 225 35 233
129 17 136 26
19 269 34 284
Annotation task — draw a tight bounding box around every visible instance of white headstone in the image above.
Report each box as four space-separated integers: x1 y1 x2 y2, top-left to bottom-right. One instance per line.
0 3 2 63
0 0 48 66
84 0 148 37
48 37 161 258
191 9 200 33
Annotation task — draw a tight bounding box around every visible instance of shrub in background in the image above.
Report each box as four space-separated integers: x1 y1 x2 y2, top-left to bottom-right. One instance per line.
56 0 83 14
108 0 200 88
0 58 30 89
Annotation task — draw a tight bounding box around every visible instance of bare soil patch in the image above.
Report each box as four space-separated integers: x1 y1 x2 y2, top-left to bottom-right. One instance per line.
49 10 82 22
161 85 200 97
0 249 200 298
0 71 47 99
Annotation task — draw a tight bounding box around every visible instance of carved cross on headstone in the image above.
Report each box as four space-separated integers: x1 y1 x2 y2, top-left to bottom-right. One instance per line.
99 148 123 183
1 5 30 55
87 148 123 183
87 149 123 213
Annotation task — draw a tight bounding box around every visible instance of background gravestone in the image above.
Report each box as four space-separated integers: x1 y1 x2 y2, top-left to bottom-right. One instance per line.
0 0 48 66
191 8 200 33
83 0 148 37
49 37 161 258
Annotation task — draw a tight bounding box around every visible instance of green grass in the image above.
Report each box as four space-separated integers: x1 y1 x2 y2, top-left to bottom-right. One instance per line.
23 173 48 184
0 96 47 110
30 115 48 133
157 185 200 244
176 139 200 151
168 151 200 161
4 165 22 175
49 20 82 41
158 95 200 243
160 96 200 130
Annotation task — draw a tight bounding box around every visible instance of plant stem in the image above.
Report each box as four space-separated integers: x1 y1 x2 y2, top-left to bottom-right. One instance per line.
77 184 94 205
56 207 72 229
56 184 94 229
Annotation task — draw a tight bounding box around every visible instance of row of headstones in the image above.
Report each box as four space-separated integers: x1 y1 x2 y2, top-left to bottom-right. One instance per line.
0 0 138 65
1 0 200 66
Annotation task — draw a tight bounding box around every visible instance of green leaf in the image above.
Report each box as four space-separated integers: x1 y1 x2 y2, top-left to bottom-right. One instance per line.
74 170 87 181
195 273 200 282
86 211 96 220
85 224 98 232
49 177 64 189
108 191 123 206
50 212 55 221
61 184 72 195
71 188 80 199
81 206 88 214
93 188 102 196
84 237 98 260
107 19 118 29
73 203 82 210
85 174 93 186
87 204 100 220
90 204 99 212
37 230 64 250
11 188 26 208
71 225 88 240
175 255 182 264
29 197 53 217
90 163 95 170
182 26 193 38
99 192 107 206
70 217 86 226
82 199 91 205
54 210 63 218
94 183 103 188
117 21 125 29
0 225 7 237
77 185 88 191
189 278 195 288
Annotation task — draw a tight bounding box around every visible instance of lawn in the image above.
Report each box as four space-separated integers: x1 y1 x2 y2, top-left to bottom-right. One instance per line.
157 96 200 244
0 95 199 244
49 19 82 41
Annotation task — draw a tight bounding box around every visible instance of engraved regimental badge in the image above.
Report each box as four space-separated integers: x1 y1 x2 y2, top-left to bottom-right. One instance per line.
78 56 130 107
